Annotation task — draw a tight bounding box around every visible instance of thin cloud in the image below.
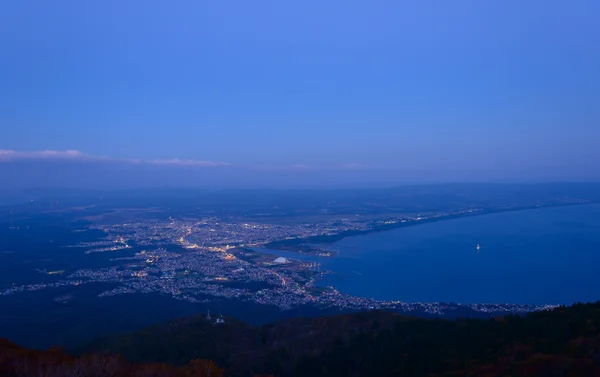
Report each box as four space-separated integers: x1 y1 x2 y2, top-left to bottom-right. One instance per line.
0 150 369 171
0 149 225 167
0 149 88 161
251 163 313 171
147 159 229 167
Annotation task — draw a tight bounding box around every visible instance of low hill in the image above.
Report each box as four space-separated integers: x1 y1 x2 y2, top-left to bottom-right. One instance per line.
79 311 400 376
77 302 600 376
0 338 226 377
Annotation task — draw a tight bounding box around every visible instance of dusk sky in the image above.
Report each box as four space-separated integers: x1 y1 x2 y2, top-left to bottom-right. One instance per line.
1 1 599 188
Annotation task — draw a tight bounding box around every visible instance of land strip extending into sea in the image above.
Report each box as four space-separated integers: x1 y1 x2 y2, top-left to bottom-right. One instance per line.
263 201 595 254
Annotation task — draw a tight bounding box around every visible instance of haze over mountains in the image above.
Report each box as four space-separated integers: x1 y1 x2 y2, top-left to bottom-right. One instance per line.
1 152 599 189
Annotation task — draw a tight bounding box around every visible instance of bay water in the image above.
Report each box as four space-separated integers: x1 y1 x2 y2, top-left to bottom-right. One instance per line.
272 204 600 305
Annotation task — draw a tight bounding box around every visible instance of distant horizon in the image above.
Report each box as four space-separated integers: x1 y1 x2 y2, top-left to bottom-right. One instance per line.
0 180 600 194
1 148 599 190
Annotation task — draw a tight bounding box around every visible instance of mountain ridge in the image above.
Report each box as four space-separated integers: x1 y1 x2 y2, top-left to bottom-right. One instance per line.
77 302 600 376
3 302 600 376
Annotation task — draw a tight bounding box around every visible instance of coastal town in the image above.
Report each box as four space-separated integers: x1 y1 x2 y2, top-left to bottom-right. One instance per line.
0 210 556 316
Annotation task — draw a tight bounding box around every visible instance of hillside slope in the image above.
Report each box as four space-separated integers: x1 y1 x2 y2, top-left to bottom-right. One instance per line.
79 311 400 376
78 302 600 376
295 303 600 376
0 338 226 377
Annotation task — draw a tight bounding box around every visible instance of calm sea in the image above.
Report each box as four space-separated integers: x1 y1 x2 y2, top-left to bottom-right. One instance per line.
273 204 600 305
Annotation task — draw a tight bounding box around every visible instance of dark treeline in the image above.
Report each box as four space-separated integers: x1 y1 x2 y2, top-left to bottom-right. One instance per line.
70 301 600 376
294 302 600 376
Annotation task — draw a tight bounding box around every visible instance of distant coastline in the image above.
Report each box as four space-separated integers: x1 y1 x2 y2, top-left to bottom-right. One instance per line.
264 201 594 252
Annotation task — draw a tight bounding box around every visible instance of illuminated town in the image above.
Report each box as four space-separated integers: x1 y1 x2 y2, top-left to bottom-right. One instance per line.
0 213 556 316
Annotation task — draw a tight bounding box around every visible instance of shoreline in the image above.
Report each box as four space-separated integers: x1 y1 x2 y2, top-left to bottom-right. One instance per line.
257 202 597 308
263 201 594 252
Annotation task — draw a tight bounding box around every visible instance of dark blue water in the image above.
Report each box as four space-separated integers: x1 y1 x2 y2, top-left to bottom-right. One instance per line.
271 204 600 305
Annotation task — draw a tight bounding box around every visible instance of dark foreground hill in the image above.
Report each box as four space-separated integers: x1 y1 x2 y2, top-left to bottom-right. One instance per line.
78 311 401 376
0 339 225 377
3 302 600 376
80 301 600 376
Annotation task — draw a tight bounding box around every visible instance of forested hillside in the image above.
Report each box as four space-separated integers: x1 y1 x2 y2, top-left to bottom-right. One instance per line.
3 302 600 376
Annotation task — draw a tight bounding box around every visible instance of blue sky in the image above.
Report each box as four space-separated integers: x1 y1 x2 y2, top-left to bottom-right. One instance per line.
1 1 599 188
